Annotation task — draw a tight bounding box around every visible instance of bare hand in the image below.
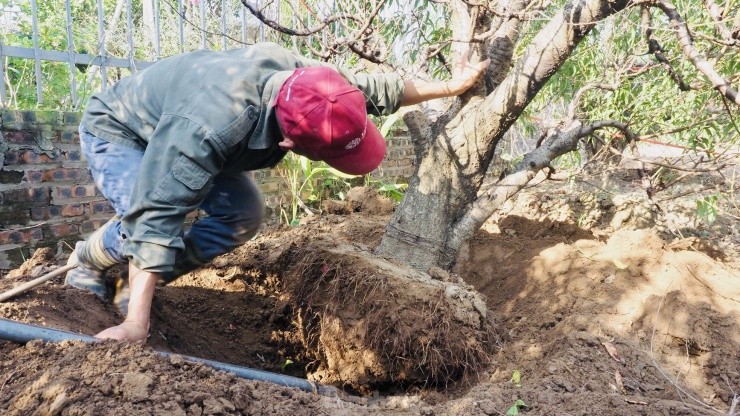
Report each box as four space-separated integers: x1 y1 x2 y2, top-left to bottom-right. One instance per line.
95 319 149 342
446 48 490 95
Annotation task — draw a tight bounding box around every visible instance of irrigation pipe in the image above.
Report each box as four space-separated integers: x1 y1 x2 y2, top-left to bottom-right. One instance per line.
0 317 340 397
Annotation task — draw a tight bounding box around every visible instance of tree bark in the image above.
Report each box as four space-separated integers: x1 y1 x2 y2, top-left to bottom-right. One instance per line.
376 0 632 271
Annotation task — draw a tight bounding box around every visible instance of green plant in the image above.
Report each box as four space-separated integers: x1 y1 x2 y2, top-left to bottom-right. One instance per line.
696 194 719 225
506 399 527 416
280 358 294 371
277 153 356 226
377 182 408 202
510 369 522 387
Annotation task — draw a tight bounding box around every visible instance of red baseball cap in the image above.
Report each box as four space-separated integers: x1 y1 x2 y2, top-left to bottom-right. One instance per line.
275 67 386 175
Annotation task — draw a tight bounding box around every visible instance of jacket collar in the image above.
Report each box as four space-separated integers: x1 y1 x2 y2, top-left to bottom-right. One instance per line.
249 70 294 150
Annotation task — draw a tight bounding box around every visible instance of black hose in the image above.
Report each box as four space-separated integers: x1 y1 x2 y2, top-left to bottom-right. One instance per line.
0 317 339 396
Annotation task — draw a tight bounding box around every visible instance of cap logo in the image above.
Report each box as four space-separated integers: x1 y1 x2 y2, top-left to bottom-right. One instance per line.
344 120 367 150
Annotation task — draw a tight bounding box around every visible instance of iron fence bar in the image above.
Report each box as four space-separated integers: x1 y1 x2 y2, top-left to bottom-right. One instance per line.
292 0 297 52
241 2 247 44
258 0 265 42
2 46 154 69
201 0 207 49
178 0 185 53
65 0 79 107
154 0 162 60
0 39 6 106
96 0 108 90
275 0 280 44
30 0 43 104
222 0 228 50
126 0 135 71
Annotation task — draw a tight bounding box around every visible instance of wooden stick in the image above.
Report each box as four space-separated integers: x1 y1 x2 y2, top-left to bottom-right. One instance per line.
0 263 78 302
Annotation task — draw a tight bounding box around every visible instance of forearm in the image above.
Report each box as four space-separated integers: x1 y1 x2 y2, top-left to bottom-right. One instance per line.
95 262 158 342
401 79 460 106
400 54 490 107
124 263 159 329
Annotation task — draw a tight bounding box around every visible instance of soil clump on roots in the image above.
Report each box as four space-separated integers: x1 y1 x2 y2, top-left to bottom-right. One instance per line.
0 185 738 415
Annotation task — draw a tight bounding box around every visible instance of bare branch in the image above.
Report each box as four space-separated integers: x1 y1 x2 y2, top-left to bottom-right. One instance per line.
703 0 736 43
240 0 389 63
640 6 691 91
240 0 360 37
567 82 618 120
651 0 740 106
450 120 590 249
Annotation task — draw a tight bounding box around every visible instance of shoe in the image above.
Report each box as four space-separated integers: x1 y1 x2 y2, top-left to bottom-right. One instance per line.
65 241 107 299
113 270 130 316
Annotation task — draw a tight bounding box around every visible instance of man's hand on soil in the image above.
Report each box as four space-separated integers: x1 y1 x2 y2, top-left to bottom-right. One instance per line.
95 320 149 342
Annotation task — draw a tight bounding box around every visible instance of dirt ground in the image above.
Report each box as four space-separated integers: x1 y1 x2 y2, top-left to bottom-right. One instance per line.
0 181 738 416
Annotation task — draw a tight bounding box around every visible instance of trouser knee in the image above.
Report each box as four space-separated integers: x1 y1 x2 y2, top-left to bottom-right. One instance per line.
231 204 265 245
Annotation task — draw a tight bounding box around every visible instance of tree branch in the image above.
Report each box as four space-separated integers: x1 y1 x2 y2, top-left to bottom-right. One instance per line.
640 6 691 91
702 0 737 44
567 82 618 120
240 0 360 37
651 0 740 106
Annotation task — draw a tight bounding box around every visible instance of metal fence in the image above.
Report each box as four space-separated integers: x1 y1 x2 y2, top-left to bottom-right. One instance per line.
0 0 289 109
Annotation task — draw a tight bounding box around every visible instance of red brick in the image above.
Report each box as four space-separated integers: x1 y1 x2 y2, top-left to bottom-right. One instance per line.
0 170 24 185
31 205 62 221
0 187 50 205
63 149 83 161
0 227 43 244
27 168 88 183
81 219 108 233
52 184 98 200
2 130 37 146
60 204 85 217
0 207 31 225
46 222 80 238
87 200 115 215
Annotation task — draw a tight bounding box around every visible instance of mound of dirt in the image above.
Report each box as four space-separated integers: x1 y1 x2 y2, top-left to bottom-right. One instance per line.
1 340 331 416
274 237 493 390
4 246 57 279
321 186 396 215
1 186 738 415
193 224 496 392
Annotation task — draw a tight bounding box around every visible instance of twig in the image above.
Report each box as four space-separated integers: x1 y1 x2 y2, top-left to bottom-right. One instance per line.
684 265 740 304
649 281 727 414
0 371 17 396
651 0 740 105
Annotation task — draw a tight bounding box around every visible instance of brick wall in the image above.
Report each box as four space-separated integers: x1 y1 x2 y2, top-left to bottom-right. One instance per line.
0 109 414 271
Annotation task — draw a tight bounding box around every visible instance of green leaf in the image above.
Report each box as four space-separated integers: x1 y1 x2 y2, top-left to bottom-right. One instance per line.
281 359 294 371
380 113 402 138
506 399 527 416
510 369 522 387
326 167 360 179
696 195 719 225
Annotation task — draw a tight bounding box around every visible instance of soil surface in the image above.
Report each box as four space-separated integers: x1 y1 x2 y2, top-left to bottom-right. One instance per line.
1 183 738 416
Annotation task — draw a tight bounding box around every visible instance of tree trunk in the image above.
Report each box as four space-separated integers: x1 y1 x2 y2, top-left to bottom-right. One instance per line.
376 0 631 271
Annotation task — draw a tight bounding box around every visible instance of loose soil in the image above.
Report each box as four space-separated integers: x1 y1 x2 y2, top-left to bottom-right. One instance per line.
1 183 738 416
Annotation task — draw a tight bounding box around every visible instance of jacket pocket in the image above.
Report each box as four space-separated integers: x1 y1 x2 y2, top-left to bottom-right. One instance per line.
212 105 260 155
154 156 212 206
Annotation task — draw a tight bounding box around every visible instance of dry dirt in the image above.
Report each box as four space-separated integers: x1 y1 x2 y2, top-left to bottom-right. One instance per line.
0 184 738 416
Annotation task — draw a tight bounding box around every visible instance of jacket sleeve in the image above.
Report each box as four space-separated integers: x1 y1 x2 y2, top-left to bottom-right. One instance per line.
287 51 406 117
342 72 405 116
120 114 223 272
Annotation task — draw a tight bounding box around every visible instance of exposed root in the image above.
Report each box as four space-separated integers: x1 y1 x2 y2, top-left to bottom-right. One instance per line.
275 237 498 392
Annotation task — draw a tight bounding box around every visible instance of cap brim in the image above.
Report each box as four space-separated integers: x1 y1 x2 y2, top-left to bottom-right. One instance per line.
321 119 386 176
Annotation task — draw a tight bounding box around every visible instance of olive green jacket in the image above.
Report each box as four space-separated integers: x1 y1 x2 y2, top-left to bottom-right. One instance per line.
82 42 405 272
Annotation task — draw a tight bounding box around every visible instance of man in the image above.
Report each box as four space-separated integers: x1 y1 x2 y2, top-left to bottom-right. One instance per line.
67 42 488 342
